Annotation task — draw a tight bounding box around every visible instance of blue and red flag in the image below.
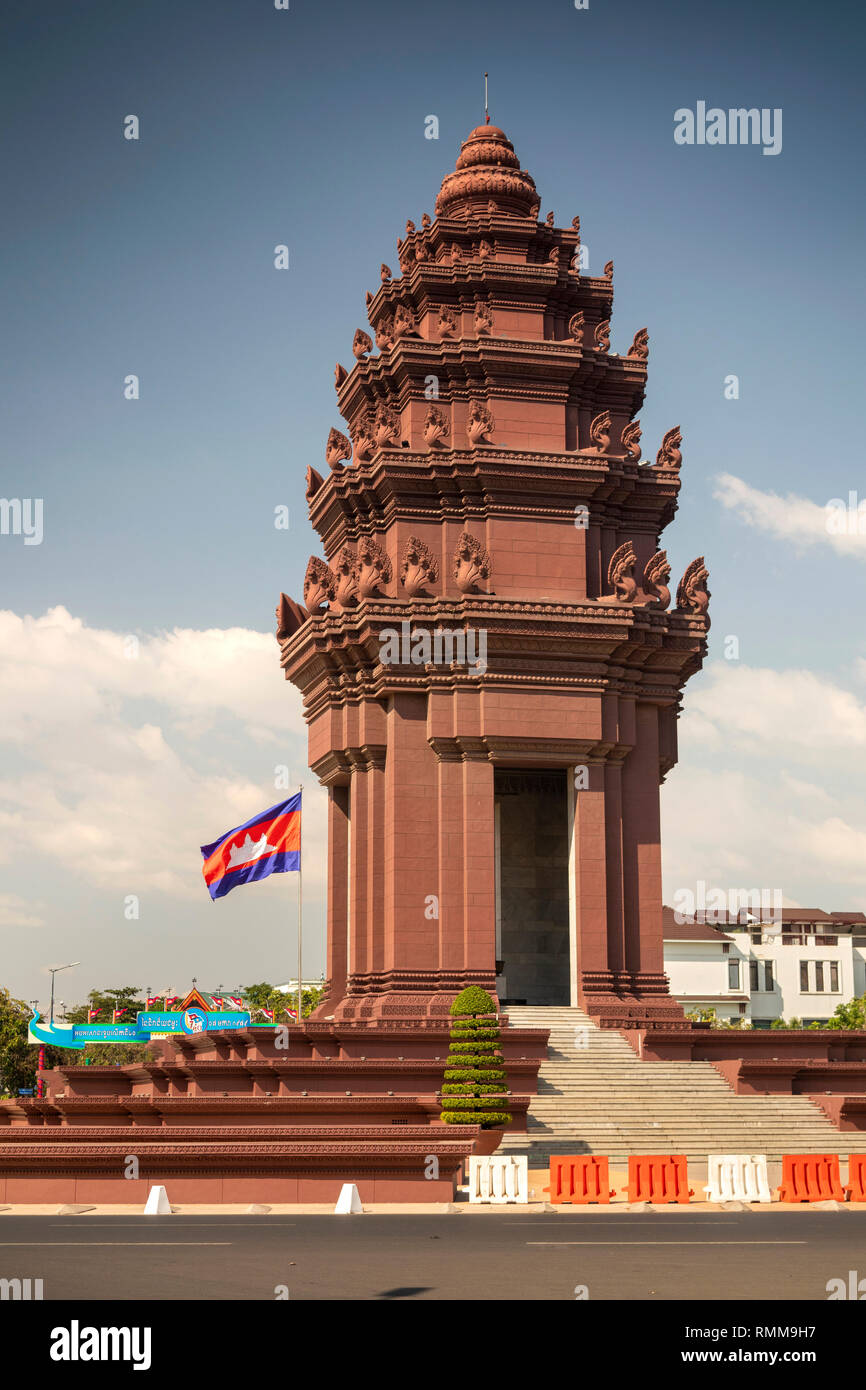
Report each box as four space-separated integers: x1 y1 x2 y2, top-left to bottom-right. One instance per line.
200 791 301 901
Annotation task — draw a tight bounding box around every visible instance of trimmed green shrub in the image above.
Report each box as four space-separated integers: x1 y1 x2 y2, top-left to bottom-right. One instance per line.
439 987 511 1129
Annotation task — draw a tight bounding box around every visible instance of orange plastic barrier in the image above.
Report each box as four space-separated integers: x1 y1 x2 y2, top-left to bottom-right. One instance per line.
544 1155 615 1205
845 1155 866 1203
623 1154 693 1205
777 1153 845 1203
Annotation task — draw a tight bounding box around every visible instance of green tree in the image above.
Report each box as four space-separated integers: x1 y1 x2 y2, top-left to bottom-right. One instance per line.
827 995 866 1030
0 988 62 1095
241 981 325 1020
440 986 511 1129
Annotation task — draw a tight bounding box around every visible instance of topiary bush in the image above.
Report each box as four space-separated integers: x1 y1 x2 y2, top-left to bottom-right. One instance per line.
439 987 511 1129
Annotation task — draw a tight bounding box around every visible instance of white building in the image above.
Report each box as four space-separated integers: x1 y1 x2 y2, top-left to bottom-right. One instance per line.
662 907 866 1027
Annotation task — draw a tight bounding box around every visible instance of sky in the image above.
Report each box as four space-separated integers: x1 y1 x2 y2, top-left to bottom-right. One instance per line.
1 0 864 1007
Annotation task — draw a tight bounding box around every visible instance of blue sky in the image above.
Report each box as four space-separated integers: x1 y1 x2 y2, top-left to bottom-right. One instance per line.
1 0 864 1005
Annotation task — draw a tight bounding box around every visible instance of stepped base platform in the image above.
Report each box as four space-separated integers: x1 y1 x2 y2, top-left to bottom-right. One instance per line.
0 1020 548 1204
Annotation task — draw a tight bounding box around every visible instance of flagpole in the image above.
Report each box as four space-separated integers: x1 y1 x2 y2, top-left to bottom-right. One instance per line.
297 784 303 1026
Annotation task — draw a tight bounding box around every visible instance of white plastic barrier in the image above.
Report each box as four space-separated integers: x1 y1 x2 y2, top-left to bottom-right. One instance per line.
704 1154 772 1204
143 1185 172 1215
334 1182 363 1214
468 1154 528 1205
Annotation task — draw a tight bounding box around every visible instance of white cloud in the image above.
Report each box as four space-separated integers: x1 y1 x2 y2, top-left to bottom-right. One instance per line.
714 473 866 559
0 893 45 928
682 662 866 758
0 607 322 899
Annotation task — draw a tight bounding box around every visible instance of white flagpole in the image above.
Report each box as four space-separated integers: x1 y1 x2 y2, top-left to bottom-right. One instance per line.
297 784 303 1025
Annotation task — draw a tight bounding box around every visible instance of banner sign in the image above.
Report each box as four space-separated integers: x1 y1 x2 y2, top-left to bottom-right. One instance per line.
28 1007 252 1050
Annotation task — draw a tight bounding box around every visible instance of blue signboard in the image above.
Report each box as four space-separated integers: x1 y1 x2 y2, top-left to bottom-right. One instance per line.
28 1007 252 1049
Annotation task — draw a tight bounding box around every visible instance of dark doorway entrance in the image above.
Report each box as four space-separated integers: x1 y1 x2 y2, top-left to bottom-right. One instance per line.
494 769 570 1006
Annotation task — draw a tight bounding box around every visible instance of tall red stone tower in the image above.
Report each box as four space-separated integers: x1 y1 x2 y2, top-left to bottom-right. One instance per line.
278 124 710 1028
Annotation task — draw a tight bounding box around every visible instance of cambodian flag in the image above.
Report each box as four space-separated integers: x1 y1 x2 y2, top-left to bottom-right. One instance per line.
200 792 301 901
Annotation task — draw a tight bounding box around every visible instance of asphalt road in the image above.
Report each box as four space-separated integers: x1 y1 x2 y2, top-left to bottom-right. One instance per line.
2 1212 866 1300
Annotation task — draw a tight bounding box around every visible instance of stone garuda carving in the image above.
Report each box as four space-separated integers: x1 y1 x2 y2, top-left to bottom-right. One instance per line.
474 301 493 336
303 557 336 612
467 399 495 447
588 410 611 453
423 405 450 449
568 311 585 344
305 465 324 500
393 304 416 339
400 537 439 597
332 546 359 608
628 327 649 360
656 426 682 469
351 412 375 461
353 328 373 359
676 557 710 624
374 404 401 448
642 550 671 610
275 592 308 641
607 542 637 603
356 538 392 598
594 319 611 352
334 363 347 389
325 427 352 470
621 419 642 462
603 260 614 279
380 263 392 283
454 532 491 593
375 313 394 351
438 305 459 339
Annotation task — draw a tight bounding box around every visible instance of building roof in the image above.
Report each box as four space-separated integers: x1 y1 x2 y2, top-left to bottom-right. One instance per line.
662 907 733 942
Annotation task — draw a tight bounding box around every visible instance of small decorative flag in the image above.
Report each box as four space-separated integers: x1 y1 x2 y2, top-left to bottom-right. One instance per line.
200 792 301 901
165 995 179 1009
210 996 223 1009
146 996 159 1009
284 1006 298 1020
112 1008 127 1023
87 1008 99 1022
259 1007 275 1022
228 995 244 1010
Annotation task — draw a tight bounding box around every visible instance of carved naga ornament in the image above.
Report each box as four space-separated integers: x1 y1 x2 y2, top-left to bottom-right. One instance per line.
374 404 401 448
676 557 711 626
275 592 308 642
474 301 494 336
642 550 671 610
351 412 376 462
325 427 352 470
467 398 495 447
423 405 450 449
438 305 459 339
568 311 585 345
607 542 638 604
356 538 393 599
621 419 642 462
454 532 491 594
332 546 359 608
656 426 682 469
587 410 611 454
627 327 649 360
593 319 611 352
303 557 337 613
305 465 324 500
352 328 373 360
400 537 439 598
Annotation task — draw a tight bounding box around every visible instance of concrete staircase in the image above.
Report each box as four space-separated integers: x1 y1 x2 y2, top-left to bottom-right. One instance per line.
500 1005 846 1164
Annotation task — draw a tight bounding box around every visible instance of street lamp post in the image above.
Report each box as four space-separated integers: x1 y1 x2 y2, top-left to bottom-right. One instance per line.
48 962 80 1027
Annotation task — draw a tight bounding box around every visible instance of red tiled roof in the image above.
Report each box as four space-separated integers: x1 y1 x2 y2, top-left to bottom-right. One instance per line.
662 907 733 942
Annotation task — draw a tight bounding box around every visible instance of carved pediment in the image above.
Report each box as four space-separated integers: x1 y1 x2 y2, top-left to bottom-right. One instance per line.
303 557 336 612
454 532 491 594
400 537 439 598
